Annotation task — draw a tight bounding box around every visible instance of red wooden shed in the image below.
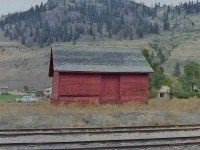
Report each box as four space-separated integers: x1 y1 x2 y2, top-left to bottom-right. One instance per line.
49 45 154 104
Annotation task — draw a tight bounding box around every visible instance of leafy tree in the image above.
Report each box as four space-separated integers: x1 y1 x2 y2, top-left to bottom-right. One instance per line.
142 49 167 89
177 75 192 91
183 61 200 90
171 80 184 97
142 49 153 67
173 61 200 97
184 61 200 79
149 67 165 89
163 74 174 87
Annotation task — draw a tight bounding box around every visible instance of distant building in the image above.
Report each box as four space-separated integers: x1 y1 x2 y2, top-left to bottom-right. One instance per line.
43 88 52 98
36 90 45 97
158 86 170 99
35 88 52 98
49 45 153 104
0 87 8 95
192 85 199 92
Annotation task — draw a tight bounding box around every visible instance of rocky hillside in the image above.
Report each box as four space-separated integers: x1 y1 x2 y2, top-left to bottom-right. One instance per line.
1 0 200 89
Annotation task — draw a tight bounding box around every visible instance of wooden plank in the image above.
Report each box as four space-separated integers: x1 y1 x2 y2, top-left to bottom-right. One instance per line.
59 73 100 97
101 76 120 101
52 72 59 103
120 74 148 102
59 97 99 104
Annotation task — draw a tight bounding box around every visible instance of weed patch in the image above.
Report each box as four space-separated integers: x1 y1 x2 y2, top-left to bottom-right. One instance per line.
0 98 200 129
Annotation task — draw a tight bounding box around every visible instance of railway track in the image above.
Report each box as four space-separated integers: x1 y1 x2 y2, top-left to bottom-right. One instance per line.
1 136 200 149
1 124 200 136
0 124 200 149
1 123 200 132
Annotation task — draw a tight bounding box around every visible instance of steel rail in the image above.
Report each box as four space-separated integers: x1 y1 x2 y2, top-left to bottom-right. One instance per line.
1 127 200 136
0 135 200 146
1 124 200 132
40 141 200 150
0 136 200 150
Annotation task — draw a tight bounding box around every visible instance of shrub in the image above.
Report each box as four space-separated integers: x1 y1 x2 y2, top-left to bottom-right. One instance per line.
148 88 157 99
176 92 200 99
176 92 190 99
189 92 200 98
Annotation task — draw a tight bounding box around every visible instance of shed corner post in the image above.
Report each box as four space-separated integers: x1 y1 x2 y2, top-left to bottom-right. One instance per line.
52 71 60 104
146 73 150 103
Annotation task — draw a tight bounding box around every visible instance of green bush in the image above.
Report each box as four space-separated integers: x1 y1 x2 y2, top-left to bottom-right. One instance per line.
148 88 157 99
189 92 200 98
176 92 200 99
176 92 190 99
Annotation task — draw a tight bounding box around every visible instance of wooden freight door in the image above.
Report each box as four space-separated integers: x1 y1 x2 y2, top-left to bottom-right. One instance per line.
101 76 120 102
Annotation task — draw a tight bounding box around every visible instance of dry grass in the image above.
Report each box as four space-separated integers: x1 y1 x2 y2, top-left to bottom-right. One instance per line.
0 98 200 129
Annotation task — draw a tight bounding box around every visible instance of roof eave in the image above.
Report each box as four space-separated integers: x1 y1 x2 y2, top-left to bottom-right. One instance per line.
53 70 154 74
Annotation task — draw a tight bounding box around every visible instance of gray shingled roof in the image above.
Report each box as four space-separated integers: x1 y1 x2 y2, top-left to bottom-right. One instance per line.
51 45 154 73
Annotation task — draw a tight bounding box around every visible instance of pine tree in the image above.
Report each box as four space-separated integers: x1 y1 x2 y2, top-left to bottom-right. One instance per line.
163 19 170 30
93 32 96 41
153 23 159 34
151 51 154 60
160 54 165 63
129 27 133 40
108 30 112 39
21 35 26 45
0 0 164 45
157 48 162 58
173 62 181 77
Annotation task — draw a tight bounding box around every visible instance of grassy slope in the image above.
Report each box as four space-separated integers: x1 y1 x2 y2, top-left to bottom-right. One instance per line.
79 33 200 75
162 32 200 74
1 32 200 89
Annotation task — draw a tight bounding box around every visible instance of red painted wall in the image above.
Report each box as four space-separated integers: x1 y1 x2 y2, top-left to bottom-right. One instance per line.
120 74 148 103
101 76 120 103
52 72 149 103
52 72 59 103
56 73 100 103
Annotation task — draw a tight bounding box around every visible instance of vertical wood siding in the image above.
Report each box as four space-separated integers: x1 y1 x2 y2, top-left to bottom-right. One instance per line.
52 73 149 103
120 74 148 102
58 73 100 103
101 76 120 102
52 72 59 103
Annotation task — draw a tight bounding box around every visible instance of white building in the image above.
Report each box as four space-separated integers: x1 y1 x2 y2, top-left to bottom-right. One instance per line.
158 86 170 99
43 88 52 98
